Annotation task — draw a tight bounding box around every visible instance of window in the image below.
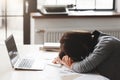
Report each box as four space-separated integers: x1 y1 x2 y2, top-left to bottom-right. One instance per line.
37 0 115 11
0 0 23 45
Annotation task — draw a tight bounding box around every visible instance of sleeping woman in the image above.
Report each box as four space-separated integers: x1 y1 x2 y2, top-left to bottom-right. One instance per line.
53 30 120 80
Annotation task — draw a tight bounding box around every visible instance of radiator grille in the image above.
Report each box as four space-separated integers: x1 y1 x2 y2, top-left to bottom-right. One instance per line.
44 31 64 43
44 30 120 43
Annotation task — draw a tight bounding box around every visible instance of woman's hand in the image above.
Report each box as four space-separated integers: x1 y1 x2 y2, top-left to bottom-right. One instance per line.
52 55 73 69
52 57 62 64
61 55 73 69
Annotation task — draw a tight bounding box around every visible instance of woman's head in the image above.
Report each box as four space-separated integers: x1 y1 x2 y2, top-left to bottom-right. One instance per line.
59 31 93 62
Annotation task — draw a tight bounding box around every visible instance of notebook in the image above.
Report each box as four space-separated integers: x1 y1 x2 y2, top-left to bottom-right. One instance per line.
5 34 45 71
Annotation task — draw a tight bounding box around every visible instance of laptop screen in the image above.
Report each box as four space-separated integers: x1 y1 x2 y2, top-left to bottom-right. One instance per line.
5 35 18 66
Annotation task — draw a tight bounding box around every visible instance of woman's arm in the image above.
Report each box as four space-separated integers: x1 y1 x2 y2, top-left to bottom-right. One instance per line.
71 36 116 73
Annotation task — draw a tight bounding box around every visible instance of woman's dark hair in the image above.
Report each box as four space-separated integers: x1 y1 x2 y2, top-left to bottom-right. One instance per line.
59 31 93 62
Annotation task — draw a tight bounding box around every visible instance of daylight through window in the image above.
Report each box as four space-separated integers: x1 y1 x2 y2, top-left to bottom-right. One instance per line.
37 0 115 11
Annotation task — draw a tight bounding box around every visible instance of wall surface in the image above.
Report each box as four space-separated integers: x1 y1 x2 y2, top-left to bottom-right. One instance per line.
35 18 120 31
31 17 120 44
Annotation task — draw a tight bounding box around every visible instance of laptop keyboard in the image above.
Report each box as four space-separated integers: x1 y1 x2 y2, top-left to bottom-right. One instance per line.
18 59 34 68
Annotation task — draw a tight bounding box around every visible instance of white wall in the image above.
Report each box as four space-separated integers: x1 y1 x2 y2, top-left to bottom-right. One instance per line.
31 17 120 44
35 18 120 31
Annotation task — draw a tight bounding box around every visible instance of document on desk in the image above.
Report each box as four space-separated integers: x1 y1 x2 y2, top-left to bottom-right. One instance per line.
61 73 109 80
41 43 60 52
73 74 109 80
47 62 62 68
60 66 109 80
61 73 80 80
46 58 109 80
47 60 81 80
59 66 80 80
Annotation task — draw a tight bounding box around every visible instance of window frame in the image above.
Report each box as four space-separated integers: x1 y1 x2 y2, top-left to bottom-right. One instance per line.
68 0 115 11
39 0 116 11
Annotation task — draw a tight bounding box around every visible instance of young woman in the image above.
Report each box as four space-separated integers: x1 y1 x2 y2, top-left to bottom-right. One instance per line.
53 30 120 80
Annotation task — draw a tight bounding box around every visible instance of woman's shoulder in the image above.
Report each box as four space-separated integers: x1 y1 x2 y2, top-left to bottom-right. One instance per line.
92 30 120 44
94 33 120 55
98 34 120 45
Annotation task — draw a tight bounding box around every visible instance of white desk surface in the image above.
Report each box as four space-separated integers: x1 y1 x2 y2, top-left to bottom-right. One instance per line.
0 45 109 80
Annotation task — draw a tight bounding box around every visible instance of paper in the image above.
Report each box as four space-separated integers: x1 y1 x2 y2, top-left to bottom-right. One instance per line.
60 66 80 80
61 74 80 80
41 43 60 52
73 74 109 80
43 43 60 48
60 66 75 74
47 62 62 68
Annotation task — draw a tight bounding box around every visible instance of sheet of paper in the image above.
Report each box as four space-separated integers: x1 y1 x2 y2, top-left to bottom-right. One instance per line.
61 74 80 80
73 74 109 80
59 66 80 80
47 62 62 68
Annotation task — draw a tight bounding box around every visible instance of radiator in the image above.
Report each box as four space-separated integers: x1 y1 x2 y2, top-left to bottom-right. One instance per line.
44 30 120 43
44 31 65 43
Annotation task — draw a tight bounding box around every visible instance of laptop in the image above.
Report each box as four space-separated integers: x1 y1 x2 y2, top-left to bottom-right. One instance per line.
5 34 45 70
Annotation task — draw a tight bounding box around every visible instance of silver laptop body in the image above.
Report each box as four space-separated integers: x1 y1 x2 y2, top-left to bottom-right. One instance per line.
5 35 45 70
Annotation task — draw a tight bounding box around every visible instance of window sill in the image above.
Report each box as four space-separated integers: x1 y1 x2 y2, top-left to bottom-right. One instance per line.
32 11 120 18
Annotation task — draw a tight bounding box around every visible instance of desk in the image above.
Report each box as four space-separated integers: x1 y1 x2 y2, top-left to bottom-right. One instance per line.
0 45 109 80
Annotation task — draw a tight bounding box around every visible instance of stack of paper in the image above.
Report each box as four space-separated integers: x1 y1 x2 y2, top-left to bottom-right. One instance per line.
42 43 60 52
